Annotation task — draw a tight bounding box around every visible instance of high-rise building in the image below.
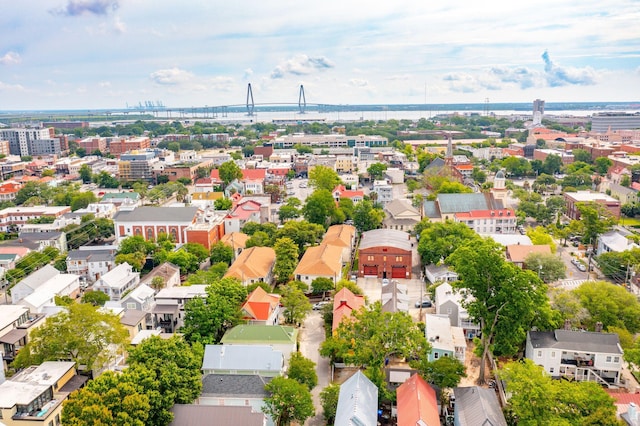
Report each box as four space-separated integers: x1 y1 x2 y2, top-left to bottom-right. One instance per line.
0 128 54 157
591 112 640 132
533 99 545 126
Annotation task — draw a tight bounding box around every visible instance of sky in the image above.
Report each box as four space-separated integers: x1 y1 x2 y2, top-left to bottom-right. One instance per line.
1 0 639 110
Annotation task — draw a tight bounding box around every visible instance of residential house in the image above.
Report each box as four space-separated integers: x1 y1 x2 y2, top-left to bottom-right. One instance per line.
0 361 87 426
153 285 208 333
10 265 60 303
0 180 21 203
383 199 421 232
65 248 116 283
17 274 81 314
0 206 71 233
597 229 640 256
220 325 298 366
453 386 507 426
435 282 480 340
332 184 364 203
358 229 412 279
100 192 141 208
16 231 68 252
372 179 394 204
425 314 466 363
0 305 45 370
454 208 517 235
224 246 276 286
241 286 281 325
120 283 156 328
224 200 264 233
220 232 249 259
241 169 266 194
139 261 181 290
396 374 440 426
424 264 458 285
189 191 224 209
199 374 273 425
293 243 342 288
381 280 410 313
526 329 623 386
169 405 267 426
506 244 552 269
113 206 200 244
335 371 379 426
608 182 639 205
202 344 284 377
93 262 140 301
322 224 356 264
119 309 147 340
332 287 365 333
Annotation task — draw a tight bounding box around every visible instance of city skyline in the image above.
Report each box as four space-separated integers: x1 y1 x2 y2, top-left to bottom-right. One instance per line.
1 0 639 110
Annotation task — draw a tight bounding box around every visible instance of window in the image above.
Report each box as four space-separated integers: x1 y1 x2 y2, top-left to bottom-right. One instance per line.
606 356 612 363
434 352 439 359
395 256 402 262
537 350 542 358
614 356 620 363
127 303 136 310
56 414 61 425
367 256 374 261
550 368 554 373
551 351 556 358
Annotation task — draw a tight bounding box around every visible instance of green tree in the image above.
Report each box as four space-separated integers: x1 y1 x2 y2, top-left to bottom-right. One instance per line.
410 356 466 413
367 162 388 180
263 376 315 426
335 279 364 296
499 359 619 425
118 235 157 255
280 284 312 326
448 238 559 383
303 189 342 227
210 241 234 265
245 230 272 248
279 204 301 222
572 148 592 164
127 336 203 425
338 197 355 220
573 280 640 333
576 202 617 246
320 383 341 424
213 197 232 210
275 220 325 253
182 242 210 263
352 199 384 232
70 191 98 211
274 237 299 284
418 220 479 265
541 154 563 175
308 165 341 192
594 156 613 175
437 181 472 194
81 290 110 306
115 253 146 271
218 161 243 189
14 303 129 373
62 370 150 426
311 277 335 298
287 352 318 391
181 277 247 344
523 252 566 283
150 276 165 291
526 226 557 252
79 163 93 184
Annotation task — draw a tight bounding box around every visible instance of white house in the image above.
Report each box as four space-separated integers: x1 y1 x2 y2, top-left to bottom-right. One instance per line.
17 274 80 314
93 262 140 301
434 282 480 340
372 179 394 204
202 345 284 377
66 248 116 283
425 264 458 285
597 229 639 256
10 265 60 303
526 328 623 386
425 314 466 363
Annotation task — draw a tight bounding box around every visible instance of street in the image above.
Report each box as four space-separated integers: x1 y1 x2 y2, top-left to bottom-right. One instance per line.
299 310 330 425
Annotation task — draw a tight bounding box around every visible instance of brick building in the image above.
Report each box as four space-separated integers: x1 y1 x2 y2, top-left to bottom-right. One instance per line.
358 229 413 279
108 137 151 156
564 191 621 220
113 206 200 245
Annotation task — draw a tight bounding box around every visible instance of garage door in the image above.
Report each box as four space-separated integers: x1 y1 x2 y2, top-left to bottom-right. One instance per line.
363 265 378 276
391 266 406 278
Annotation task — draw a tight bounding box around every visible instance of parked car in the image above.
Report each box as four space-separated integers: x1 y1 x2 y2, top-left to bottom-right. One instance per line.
382 278 389 285
415 299 432 308
313 301 330 310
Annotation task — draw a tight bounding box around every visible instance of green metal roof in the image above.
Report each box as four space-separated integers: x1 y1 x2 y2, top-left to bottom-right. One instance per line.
220 325 298 344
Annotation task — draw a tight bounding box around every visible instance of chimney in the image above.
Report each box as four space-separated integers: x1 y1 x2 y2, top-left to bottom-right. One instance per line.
564 319 571 330
595 322 603 332
629 402 638 426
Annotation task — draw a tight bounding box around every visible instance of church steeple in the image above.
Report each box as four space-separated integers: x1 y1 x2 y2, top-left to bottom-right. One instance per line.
444 132 453 167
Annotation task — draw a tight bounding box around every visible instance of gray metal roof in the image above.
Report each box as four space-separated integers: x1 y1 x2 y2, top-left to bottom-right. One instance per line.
436 193 494 214
113 206 199 223
66 249 115 262
201 374 271 398
202 345 283 373
528 330 622 354
169 405 265 426
335 371 379 426
454 386 507 426
423 201 440 218
359 229 412 251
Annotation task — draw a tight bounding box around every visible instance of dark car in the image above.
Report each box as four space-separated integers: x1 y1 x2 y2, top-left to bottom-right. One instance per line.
415 299 432 308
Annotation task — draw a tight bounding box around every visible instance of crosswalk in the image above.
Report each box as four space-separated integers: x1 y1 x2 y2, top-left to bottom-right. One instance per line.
554 279 588 290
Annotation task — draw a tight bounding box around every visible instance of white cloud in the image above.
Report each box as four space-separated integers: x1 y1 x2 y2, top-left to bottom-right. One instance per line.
0 52 21 65
98 81 111 87
348 79 369 87
0 81 25 91
271 55 335 79
150 68 194 85
113 16 126 34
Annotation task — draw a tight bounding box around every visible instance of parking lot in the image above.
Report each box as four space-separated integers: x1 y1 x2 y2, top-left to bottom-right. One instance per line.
355 276 435 320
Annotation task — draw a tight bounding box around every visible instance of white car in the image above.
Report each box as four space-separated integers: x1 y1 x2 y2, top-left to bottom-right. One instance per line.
382 278 389 285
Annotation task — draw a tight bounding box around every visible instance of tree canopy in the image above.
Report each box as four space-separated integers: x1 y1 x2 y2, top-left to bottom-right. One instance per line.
308 165 341 192
418 220 479 265
263 376 315 426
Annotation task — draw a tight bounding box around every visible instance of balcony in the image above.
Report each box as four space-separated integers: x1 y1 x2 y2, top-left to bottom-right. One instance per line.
13 398 62 421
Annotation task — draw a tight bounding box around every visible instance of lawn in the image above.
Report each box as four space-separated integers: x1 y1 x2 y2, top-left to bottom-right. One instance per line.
620 217 640 228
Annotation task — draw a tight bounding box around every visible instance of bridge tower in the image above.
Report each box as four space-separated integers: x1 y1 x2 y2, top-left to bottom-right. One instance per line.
246 83 255 116
298 85 306 114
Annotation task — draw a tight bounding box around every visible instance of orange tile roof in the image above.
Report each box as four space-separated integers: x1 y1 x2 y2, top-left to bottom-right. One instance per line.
506 244 552 263
242 169 266 180
322 224 355 248
294 243 342 277
332 287 365 332
242 286 281 322
220 232 249 250
396 374 440 426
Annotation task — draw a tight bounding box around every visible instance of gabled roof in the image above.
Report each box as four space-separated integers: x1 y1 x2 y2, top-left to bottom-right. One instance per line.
241 169 266 181
359 229 412 252
322 224 356 248
226 200 262 220
113 206 199 223
294 243 342 277
385 199 420 219
528 330 622 354
120 309 146 326
396 374 440 426
16 265 60 292
220 325 298 345
220 232 249 250
505 244 552 263
242 286 280 322
224 246 275 281
437 193 499 214
335 371 379 426
121 283 155 305
201 374 272 398
333 288 365 332
454 386 507 426
169 405 265 426
202 344 283 373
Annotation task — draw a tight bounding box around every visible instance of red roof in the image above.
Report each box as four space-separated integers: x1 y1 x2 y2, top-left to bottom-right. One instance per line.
332 288 365 332
242 287 280 322
242 169 266 180
333 185 364 200
227 200 262 220
209 169 223 183
397 374 440 426
455 208 516 220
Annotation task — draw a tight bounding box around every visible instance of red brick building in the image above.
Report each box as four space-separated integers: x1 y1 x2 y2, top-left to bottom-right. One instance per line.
358 229 413 279
108 137 151 156
564 191 621 220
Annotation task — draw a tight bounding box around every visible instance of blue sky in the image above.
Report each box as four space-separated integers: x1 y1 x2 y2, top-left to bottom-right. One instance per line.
1 0 639 110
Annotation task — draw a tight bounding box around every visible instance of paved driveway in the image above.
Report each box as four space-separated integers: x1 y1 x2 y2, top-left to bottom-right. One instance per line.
299 310 330 425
